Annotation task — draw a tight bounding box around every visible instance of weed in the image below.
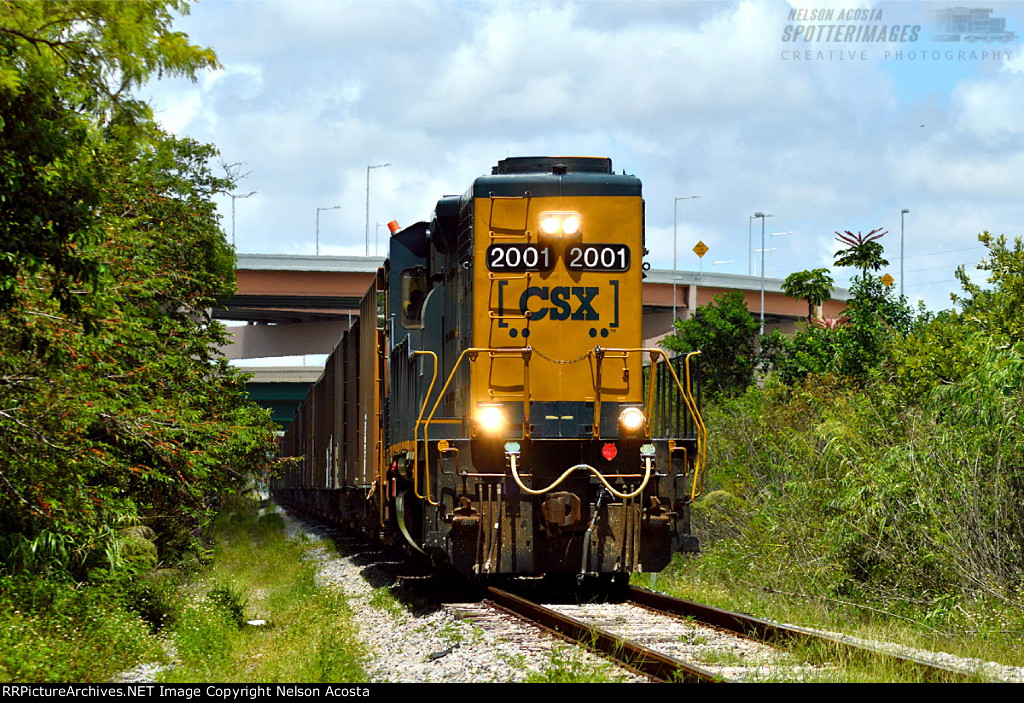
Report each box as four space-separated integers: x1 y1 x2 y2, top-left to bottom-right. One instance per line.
524 645 620 683
369 587 405 617
207 582 248 628
693 648 746 666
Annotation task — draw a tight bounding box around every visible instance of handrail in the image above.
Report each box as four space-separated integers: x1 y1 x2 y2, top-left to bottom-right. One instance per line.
412 350 439 505
413 345 705 503
683 351 708 500
643 349 707 501
421 347 532 502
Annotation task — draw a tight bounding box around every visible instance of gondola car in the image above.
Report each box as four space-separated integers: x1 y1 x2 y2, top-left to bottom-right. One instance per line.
274 156 705 584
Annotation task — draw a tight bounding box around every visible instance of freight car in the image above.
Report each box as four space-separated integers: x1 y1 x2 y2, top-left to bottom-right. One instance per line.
274 156 706 585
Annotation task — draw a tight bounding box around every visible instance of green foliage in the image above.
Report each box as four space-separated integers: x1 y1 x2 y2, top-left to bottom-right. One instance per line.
834 228 889 276
662 291 759 398
763 272 915 385
0 132 277 581
953 232 1024 343
0 1 276 585
0 573 169 682
887 310 979 403
667 231 1024 655
523 645 621 683
164 497 368 684
207 582 248 629
0 0 219 333
688 377 1024 607
782 268 834 321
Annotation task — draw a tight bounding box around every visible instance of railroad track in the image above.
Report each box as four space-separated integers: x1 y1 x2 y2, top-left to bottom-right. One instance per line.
482 585 988 683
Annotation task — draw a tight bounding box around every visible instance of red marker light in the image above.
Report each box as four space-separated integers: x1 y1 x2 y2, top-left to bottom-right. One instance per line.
601 443 618 461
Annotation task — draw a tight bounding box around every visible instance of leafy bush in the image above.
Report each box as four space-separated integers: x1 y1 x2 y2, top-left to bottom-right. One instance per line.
662 291 760 398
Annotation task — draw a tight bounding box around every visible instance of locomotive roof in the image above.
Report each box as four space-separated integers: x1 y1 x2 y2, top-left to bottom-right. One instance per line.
472 156 641 199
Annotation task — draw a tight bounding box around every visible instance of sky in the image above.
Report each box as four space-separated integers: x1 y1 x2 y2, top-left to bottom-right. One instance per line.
142 0 1024 313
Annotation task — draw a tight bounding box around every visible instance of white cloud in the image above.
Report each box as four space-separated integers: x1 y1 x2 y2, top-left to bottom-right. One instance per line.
136 0 1024 312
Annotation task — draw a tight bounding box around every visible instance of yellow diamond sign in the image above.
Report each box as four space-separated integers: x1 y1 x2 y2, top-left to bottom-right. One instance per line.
881 273 894 287
693 241 708 258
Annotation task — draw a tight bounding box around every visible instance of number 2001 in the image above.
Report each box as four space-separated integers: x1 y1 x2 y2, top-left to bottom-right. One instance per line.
487 244 630 272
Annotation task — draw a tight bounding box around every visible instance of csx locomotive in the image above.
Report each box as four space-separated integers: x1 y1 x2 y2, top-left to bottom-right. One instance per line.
274 156 705 584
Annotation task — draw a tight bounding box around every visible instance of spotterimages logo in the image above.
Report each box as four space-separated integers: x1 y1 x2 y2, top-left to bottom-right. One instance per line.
782 7 921 44
779 6 1019 62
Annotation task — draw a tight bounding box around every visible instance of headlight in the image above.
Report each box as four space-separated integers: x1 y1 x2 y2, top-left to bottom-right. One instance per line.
619 406 645 432
540 215 562 235
477 405 505 433
561 214 580 235
538 211 582 237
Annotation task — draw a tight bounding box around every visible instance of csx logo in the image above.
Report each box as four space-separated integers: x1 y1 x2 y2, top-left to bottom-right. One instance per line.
495 280 620 330
518 286 599 320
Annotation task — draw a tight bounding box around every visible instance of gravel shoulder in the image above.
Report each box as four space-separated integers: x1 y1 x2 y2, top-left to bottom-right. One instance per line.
287 508 644 683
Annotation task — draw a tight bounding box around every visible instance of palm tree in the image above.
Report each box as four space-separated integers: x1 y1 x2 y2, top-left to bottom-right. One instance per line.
782 268 835 322
834 228 889 277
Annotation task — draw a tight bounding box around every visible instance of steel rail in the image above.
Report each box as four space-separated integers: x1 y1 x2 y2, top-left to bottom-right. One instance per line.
485 586 723 683
627 586 984 682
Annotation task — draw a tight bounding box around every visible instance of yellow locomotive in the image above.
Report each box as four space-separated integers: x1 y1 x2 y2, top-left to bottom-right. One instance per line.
275 156 705 585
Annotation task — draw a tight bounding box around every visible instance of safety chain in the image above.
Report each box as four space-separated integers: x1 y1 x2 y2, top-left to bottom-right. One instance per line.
529 345 596 365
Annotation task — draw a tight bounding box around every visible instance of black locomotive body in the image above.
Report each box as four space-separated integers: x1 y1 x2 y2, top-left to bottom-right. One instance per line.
274 157 705 583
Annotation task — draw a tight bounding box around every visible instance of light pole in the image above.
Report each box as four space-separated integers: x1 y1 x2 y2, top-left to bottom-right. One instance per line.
900 208 909 298
753 212 772 334
673 195 700 322
769 231 794 277
713 260 733 272
316 205 340 256
229 190 257 248
366 163 391 256
748 215 754 276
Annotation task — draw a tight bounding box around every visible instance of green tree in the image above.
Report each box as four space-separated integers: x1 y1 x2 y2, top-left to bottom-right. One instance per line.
0 2 274 580
0 131 276 578
782 268 834 322
764 268 914 385
0 0 218 335
662 291 759 398
834 228 889 277
952 232 1024 343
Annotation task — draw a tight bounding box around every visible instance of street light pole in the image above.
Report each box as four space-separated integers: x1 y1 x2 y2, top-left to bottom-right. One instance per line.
748 215 754 276
753 212 772 334
366 163 391 256
316 205 340 256
673 195 700 322
229 190 256 248
900 208 909 298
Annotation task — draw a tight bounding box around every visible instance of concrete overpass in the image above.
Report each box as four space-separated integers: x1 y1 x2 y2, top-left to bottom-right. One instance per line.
219 253 848 357
218 254 382 360
219 254 848 422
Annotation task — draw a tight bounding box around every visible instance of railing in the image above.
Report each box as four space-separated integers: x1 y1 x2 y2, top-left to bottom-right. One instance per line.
410 346 706 504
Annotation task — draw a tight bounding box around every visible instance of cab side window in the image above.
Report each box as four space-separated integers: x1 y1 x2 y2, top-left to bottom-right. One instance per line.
401 267 427 329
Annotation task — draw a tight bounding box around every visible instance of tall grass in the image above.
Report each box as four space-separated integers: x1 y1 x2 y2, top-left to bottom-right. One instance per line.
0 495 368 683
0 574 169 682
661 371 1024 667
